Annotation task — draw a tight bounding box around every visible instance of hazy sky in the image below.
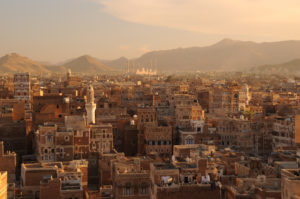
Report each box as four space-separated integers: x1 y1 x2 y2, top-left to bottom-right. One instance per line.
1 0 300 62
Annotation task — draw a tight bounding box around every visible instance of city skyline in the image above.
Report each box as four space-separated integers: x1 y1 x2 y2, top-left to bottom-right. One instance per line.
1 1 300 199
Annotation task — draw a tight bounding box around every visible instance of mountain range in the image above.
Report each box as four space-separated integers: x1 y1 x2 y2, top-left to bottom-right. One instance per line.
126 39 300 72
0 53 116 74
252 59 300 75
2 39 300 74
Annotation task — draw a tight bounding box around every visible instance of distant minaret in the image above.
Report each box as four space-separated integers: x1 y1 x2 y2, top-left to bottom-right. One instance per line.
86 84 96 124
67 69 72 81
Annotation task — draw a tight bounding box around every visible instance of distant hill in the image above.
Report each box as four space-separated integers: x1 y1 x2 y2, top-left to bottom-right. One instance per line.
61 55 115 73
129 39 300 72
101 57 128 70
252 59 300 74
0 54 116 74
0 53 49 74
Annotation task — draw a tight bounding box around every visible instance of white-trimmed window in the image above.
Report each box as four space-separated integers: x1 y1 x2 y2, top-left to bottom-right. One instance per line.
185 136 195 145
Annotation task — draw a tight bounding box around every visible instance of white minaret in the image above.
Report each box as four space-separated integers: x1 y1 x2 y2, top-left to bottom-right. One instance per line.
242 83 250 105
66 69 72 82
86 84 96 124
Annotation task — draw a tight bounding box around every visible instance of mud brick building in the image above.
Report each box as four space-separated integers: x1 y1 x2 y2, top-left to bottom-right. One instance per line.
14 72 31 110
32 95 70 128
143 125 172 157
0 120 27 155
35 124 74 162
111 157 151 199
0 141 16 183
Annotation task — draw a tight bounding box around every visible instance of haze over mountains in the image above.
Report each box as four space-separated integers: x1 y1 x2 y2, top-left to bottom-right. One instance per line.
252 59 300 75
126 39 300 72
62 55 114 73
2 39 300 74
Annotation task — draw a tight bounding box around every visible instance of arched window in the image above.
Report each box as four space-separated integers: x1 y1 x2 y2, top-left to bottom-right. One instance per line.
185 135 194 145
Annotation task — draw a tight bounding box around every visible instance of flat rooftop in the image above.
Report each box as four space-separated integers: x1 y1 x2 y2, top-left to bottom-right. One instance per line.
153 163 177 170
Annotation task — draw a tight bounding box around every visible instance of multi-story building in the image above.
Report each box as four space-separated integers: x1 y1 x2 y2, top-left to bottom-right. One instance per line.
112 157 151 199
21 160 87 199
179 120 220 146
0 119 27 156
143 125 172 157
90 124 114 153
197 89 211 113
0 142 16 183
14 72 31 110
65 115 90 160
96 98 127 122
39 177 61 199
32 95 70 128
210 86 241 114
149 162 220 199
215 115 253 152
35 124 74 162
122 122 139 156
272 116 295 149
137 107 157 128
226 177 281 199
175 105 204 129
